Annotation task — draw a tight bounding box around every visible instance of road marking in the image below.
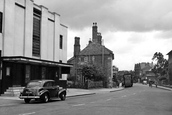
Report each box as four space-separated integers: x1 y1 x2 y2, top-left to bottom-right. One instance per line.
90 102 96 103
18 112 35 115
122 95 127 97
72 103 85 107
106 98 111 101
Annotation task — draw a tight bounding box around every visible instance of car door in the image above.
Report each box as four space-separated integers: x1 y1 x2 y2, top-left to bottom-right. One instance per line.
49 81 56 97
44 81 57 97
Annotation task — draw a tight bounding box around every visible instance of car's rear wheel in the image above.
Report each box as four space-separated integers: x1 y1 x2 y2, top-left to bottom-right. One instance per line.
60 93 66 101
41 93 49 103
24 99 31 103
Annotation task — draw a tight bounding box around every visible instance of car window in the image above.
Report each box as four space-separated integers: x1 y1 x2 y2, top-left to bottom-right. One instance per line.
44 82 53 87
52 81 56 86
27 81 42 87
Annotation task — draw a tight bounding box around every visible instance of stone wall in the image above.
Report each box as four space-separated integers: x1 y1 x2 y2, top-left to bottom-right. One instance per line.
86 80 103 89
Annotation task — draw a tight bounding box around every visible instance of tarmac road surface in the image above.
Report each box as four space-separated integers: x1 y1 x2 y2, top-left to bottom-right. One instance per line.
0 84 172 115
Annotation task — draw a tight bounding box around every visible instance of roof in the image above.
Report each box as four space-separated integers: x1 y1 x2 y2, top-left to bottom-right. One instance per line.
2 56 73 68
142 65 152 71
167 50 172 55
67 57 74 63
30 79 55 83
79 42 114 58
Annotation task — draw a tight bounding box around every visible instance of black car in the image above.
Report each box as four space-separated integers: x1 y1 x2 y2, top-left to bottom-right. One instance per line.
19 80 66 103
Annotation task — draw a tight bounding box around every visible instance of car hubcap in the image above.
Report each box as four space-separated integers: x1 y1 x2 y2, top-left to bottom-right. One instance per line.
45 95 48 102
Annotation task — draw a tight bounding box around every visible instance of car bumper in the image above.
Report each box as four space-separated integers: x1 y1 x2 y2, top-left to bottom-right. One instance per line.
19 95 40 99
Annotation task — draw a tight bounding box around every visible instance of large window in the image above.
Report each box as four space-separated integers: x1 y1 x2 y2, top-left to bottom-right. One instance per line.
32 8 41 57
60 35 63 49
0 12 2 33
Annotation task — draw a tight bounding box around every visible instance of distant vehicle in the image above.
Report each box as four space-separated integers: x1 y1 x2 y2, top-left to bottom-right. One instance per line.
122 74 133 87
143 80 147 85
19 80 66 103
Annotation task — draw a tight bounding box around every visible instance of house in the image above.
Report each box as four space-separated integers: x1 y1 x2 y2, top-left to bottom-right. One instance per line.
134 62 155 82
167 50 172 85
67 23 114 88
113 65 119 75
0 0 72 95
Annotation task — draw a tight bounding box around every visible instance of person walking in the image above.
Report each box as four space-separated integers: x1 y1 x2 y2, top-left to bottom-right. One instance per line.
149 80 152 87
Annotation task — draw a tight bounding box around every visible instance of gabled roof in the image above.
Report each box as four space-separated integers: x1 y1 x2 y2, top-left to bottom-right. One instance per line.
167 50 172 55
79 42 114 57
67 57 74 63
142 65 152 71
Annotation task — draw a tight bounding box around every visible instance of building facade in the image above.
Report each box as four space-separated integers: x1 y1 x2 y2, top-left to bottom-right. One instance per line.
167 50 172 85
68 23 114 88
0 0 72 95
134 62 155 83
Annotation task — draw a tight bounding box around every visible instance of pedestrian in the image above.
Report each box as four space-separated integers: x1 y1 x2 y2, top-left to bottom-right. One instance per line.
116 80 119 88
149 81 152 87
155 81 158 88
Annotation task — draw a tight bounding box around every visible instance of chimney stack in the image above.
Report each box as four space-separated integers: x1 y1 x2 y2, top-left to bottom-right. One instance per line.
97 32 102 45
88 38 92 44
92 22 98 43
74 37 80 57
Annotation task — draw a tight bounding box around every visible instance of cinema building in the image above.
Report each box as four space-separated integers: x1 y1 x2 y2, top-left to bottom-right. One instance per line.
0 0 72 95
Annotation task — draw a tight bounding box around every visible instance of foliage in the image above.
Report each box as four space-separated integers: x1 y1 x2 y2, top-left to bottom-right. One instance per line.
67 75 75 81
81 64 105 81
152 52 168 76
112 73 118 82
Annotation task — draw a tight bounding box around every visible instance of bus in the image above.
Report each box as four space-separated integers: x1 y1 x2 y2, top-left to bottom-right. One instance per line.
123 74 133 87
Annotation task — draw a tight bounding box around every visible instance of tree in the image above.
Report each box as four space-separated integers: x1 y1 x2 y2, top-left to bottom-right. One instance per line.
81 64 105 81
152 52 168 77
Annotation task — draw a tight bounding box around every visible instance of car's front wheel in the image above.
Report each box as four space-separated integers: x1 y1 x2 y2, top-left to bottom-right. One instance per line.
41 93 49 103
24 99 31 103
60 93 66 101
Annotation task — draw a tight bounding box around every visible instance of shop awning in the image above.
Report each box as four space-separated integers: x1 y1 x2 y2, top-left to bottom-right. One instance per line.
2 56 73 68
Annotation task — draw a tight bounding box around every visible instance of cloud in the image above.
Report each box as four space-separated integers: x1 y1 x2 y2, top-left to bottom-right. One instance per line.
35 0 172 32
154 31 172 39
34 0 172 70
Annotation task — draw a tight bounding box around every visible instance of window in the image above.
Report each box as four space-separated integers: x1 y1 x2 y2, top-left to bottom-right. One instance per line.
32 8 41 57
6 67 10 76
81 57 84 62
84 57 88 63
92 56 95 62
0 12 2 33
60 35 63 49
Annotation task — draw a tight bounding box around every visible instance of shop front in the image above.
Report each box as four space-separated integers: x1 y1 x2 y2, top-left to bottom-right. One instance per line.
0 56 72 95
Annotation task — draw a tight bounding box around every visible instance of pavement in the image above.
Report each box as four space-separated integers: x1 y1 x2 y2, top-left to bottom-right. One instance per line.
0 87 124 100
0 84 171 100
152 84 172 91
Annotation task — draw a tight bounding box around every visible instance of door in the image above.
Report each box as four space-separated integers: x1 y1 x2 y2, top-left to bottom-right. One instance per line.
44 81 57 97
2 62 13 93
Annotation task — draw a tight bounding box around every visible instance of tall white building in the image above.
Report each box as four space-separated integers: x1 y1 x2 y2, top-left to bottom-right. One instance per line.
0 0 72 95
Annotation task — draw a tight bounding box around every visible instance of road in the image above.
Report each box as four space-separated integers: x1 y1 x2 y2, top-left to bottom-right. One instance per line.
0 84 172 115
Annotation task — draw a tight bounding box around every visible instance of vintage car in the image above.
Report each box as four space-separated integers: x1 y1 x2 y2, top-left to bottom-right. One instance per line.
19 80 67 103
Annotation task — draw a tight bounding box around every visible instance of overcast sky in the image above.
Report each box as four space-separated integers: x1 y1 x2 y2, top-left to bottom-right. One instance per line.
35 0 172 70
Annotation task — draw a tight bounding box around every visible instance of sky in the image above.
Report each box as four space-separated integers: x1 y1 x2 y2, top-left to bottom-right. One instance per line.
35 0 172 70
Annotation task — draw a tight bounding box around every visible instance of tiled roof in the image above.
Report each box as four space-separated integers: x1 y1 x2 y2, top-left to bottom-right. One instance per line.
142 65 152 71
79 42 113 56
167 50 172 55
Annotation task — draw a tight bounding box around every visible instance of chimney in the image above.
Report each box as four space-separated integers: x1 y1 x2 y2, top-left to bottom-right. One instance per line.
74 37 80 57
88 38 92 44
97 32 102 45
92 22 98 43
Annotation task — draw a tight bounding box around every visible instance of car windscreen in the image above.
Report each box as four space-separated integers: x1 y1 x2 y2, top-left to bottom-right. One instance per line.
27 81 42 87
